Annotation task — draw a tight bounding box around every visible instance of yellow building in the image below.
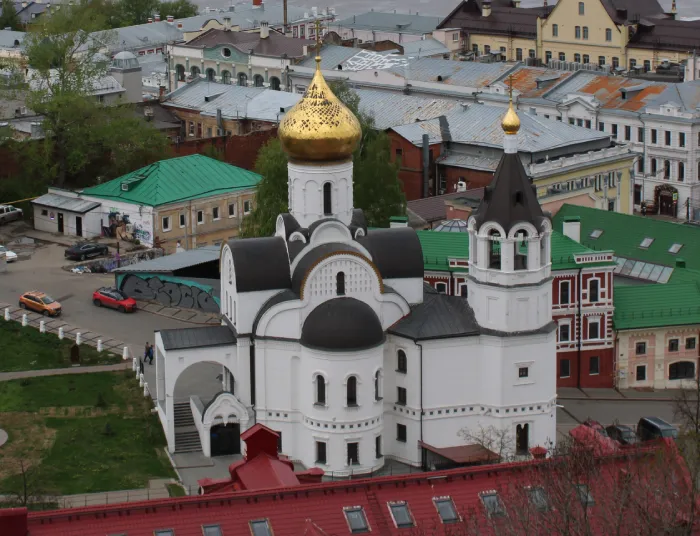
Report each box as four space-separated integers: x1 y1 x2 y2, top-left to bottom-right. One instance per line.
438 0 695 72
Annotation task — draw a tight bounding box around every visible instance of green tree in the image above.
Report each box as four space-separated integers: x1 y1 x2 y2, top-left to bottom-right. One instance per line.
0 0 21 31
241 138 289 237
157 0 198 20
19 1 171 189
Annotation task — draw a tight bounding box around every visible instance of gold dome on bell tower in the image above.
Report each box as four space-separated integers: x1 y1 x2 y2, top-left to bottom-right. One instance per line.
501 75 521 136
278 22 361 162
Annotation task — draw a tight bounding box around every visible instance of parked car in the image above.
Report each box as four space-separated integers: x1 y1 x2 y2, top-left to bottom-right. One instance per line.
92 287 136 313
0 205 23 224
606 424 638 446
637 417 678 441
65 242 109 261
19 291 61 316
582 419 609 437
0 245 17 262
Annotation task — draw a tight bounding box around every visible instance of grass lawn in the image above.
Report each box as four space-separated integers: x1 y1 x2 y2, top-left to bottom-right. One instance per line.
0 320 122 372
0 371 175 496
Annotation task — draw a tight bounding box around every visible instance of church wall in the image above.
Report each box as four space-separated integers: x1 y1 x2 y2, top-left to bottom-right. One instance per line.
383 277 424 305
288 160 354 228
237 289 283 334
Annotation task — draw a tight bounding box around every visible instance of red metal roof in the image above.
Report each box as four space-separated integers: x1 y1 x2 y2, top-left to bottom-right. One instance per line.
419 440 500 464
7 442 691 536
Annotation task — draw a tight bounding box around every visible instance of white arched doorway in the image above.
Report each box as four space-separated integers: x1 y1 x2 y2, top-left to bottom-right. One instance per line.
199 392 251 457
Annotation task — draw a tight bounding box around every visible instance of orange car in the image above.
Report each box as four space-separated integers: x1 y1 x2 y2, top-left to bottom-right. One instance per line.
19 291 62 317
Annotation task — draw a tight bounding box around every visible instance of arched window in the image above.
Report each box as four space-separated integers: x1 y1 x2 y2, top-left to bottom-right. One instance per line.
397 350 407 373
270 76 281 90
670 361 695 380
664 160 671 179
254 74 265 87
374 370 382 400
489 230 501 269
237 72 248 86
605 28 612 42
206 68 216 81
336 271 345 296
323 182 332 215
315 375 326 405
347 376 357 406
516 423 529 455
221 70 231 84
514 230 528 271
175 64 185 82
190 66 200 77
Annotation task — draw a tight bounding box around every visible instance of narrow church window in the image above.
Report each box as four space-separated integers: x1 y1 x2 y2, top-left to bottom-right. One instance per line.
516 423 529 455
336 271 346 296
514 231 528 271
489 231 501 269
397 350 407 373
374 370 382 400
347 376 358 406
315 375 326 405
323 182 332 215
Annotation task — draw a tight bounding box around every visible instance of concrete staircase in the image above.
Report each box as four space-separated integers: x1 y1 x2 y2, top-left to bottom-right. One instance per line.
174 401 202 454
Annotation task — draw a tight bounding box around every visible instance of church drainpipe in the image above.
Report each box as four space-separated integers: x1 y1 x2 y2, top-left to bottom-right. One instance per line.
417 341 425 470
250 339 256 422
576 267 583 389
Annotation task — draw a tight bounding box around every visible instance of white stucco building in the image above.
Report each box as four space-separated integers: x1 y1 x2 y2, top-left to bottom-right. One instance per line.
154 54 557 475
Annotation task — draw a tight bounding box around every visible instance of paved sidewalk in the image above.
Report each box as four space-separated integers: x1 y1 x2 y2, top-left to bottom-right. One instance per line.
136 301 220 325
37 479 179 509
558 387 690 402
0 362 130 382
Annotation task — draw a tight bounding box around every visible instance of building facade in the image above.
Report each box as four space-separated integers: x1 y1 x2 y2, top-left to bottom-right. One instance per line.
154 52 558 473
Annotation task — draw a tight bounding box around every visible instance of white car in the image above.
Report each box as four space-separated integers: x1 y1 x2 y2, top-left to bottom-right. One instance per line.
0 245 17 262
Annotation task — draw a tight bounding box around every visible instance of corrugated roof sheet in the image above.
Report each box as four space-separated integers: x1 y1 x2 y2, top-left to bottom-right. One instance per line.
159 325 236 351
553 204 700 273
334 12 442 35
389 57 514 88
355 88 460 130
646 81 700 113
176 3 314 32
614 282 700 330
31 193 101 214
438 153 499 171
114 246 220 273
81 154 261 207
392 104 609 152
90 21 183 53
407 189 485 224
185 28 313 59
401 38 450 58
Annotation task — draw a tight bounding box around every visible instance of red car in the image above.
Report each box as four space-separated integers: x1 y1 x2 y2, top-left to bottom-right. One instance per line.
92 287 137 313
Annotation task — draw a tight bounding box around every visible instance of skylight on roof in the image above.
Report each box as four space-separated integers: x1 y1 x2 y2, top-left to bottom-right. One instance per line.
481 493 506 518
639 237 654 249
527 487 550 512
250 520 272 536
202 525 223 536
590 229 603 239
389 502 415 528
669 243 683 254
344 507 370 533
434 497 459 524
154 531 174 536
576 484 595 507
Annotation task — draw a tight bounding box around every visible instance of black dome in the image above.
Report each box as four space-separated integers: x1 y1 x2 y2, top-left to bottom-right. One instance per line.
301 298 384 351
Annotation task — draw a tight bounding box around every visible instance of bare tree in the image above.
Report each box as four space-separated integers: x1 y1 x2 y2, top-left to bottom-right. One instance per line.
0 459 57 509
458 424 516 463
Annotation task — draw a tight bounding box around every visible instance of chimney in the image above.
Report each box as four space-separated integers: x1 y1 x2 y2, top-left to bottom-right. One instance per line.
177 22 183 28
389 216 409 228
482 0 491 17
456 180 467 192
159 85 166 100
21 1 27 7
283 0 288 33
147 17 153 23
0 508 28 536
422 134 430 198
312 6 317 16
562 216 581 243
154 13 160 22
223 16 231 30
513 0 521 6
167 14 174 23
253 0 262 5
260 20 269 38
530 446 547 460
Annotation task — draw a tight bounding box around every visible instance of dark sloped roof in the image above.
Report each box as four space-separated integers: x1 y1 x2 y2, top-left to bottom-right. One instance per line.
407 189 485 225
278 213 301 240
437 0 549 38
600 0 664 23
252 289 299 334
358 228 424 279
229 237 291 292
301 298 384 351
292 242 363 294
159 326 236 351
388 285 480 341
629 18 700 52
473 152 546 234
185 28 313 58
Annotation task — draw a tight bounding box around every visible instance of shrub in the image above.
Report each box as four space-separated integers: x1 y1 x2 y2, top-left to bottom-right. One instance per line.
102 423 115 437
95 392 107 408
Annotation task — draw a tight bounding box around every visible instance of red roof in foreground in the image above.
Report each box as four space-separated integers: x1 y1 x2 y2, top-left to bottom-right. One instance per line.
4 440 694 536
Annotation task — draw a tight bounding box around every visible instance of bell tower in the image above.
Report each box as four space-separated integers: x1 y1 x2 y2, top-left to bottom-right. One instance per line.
277 20 361 228
467 78 553 333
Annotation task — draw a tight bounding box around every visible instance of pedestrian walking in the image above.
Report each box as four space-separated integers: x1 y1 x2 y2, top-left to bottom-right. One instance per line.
147 343 154 365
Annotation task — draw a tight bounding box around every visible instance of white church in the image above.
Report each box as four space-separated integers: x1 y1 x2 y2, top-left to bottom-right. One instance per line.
154 52 557 475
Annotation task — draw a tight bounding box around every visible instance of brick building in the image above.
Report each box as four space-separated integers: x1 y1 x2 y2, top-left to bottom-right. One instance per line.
416 221 616 389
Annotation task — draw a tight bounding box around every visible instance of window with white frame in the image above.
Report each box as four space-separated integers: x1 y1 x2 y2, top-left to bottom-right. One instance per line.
389 502 415 528
179 213 185 227
197 210 204 224
588 278 599 302
228 202 236 217
435 282 447 294
636 365 646 381
244 200 252 214
559 321 571 342
559 280 571 305
588 318 600 340
212 206 220 220
162 216 171 232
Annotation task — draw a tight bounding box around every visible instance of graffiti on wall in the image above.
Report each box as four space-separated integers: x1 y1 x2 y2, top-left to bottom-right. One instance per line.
131 223 151 243
120 274 219 313
69 249 163 273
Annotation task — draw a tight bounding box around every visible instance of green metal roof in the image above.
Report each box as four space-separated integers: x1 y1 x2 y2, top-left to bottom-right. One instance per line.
81 155 262 207
614 281 700 330
553 204 700 271
416 229 610 273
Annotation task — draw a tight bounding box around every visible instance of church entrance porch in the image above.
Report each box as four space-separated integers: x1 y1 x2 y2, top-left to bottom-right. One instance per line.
211 423 241 456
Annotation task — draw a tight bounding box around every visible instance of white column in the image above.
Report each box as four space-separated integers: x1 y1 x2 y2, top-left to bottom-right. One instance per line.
501 240 515 271
236 339 252 406
527 238 541 270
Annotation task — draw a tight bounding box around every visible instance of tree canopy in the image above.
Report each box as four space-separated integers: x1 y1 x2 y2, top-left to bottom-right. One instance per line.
242 83 405 237
100 0 198 28
8 1 171 194
0 0 21 31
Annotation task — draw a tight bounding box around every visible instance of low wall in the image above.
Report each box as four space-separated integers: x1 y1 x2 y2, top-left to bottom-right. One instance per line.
66 249 164 274
190 396 209 457
116 273 220 313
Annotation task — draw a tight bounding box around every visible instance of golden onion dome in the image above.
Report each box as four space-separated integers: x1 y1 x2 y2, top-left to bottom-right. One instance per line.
278 56 362 162
501 101 521 136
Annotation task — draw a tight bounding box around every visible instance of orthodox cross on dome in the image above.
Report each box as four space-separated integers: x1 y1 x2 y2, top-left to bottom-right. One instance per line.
507 74 514 103
315 19 323 57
